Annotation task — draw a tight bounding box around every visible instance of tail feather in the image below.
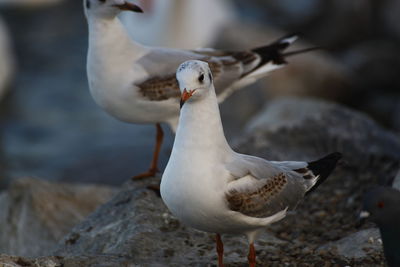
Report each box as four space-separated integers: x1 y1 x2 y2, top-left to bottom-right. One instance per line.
251 33 299 66
305 152 342 196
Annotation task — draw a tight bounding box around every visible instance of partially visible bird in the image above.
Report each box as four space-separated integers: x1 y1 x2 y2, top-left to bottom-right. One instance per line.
119 0 236 49
84 0 315 179
161 60 341 267
360 186 400 267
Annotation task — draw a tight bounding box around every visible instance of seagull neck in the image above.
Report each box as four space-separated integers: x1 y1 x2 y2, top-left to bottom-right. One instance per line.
177 89 230 152
87 15 142 53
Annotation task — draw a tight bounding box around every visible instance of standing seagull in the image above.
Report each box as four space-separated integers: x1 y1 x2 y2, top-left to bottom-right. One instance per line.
84 0 312 179
360 187 400 267
161 60 341 267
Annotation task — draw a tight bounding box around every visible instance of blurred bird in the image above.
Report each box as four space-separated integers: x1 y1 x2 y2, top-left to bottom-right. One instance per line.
84 0 314 179
161 60 341 267
119 0 235 49
360 186 400 267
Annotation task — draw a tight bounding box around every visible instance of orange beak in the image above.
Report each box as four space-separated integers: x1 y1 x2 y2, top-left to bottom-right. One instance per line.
114 2 143 12
180 89 196 108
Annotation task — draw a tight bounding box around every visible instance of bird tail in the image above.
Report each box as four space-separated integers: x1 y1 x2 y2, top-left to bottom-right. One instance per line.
305 152 342 196
251 33 299 66
246 34 318 79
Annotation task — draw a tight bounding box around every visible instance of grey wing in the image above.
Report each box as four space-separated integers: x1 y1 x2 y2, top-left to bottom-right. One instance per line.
134 47 261 101
225 154 314 218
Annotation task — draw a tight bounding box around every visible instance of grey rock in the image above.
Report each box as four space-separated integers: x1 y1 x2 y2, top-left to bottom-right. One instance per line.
319 228 382 259
0 254 140 267
237 97 400 180
54 177 286 266
0 178 116 257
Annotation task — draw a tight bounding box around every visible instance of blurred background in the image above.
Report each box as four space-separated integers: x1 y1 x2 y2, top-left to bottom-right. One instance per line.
0 0 399 188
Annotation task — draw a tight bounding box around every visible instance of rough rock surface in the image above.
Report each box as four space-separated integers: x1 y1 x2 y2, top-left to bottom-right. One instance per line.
54 177 286 266
240 97 400 178
319 228 382 259
0 178 116 257
48 97 398 266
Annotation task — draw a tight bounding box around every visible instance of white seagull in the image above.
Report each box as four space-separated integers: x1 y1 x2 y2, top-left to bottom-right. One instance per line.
160 60 341 267
84 0 315 179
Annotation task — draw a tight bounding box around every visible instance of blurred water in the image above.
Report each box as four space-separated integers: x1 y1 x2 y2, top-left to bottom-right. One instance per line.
0 2 176 186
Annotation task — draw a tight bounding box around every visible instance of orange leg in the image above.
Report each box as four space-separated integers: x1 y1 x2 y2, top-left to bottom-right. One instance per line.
132 123 164 180
248 243 256 267
216 234 224 267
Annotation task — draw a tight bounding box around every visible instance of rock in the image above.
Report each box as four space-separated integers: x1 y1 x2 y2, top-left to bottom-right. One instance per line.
54 177 286 266
0 254 138 267
319 228 382 259
0 178 116 257
238 97 400 180
0 17 15 101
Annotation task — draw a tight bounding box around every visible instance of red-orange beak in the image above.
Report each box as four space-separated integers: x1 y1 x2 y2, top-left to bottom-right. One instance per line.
180 89 196 108
114 2 143 12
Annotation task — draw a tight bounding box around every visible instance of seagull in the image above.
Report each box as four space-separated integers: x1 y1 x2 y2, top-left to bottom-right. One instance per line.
360 187 400 267
84 0 315 179
160 60 342 267
119 0 236 49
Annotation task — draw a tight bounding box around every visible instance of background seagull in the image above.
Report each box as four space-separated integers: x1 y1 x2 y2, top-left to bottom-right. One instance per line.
161 60 341 267
119 0 236 49
84 0 314 179
360 186 400 267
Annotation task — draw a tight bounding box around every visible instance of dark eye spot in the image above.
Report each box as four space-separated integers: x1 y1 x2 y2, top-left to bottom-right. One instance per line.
377 201 384 208
86 0 90 9
198 74 204 83
208 72 212 82
98 0 106 2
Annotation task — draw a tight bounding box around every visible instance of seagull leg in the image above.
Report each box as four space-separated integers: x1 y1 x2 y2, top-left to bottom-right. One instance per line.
248 243 256 267
132 123 164 180
216 234 224 267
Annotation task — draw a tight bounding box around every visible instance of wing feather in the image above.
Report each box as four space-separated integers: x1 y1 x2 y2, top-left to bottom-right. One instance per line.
225 154 311 218
134 34 295 102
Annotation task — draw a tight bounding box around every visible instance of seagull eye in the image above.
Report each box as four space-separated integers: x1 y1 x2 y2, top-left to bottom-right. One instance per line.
377 201 384 208
198 74 204 83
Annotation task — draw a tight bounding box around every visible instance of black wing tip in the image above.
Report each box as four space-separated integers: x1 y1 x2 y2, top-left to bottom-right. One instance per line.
308 152 342 174
305 152 342 196
250 33 300 67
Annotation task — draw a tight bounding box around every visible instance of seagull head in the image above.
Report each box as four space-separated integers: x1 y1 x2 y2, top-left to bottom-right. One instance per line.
84 0 143 19
176 60 214 108
359 186 400 227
